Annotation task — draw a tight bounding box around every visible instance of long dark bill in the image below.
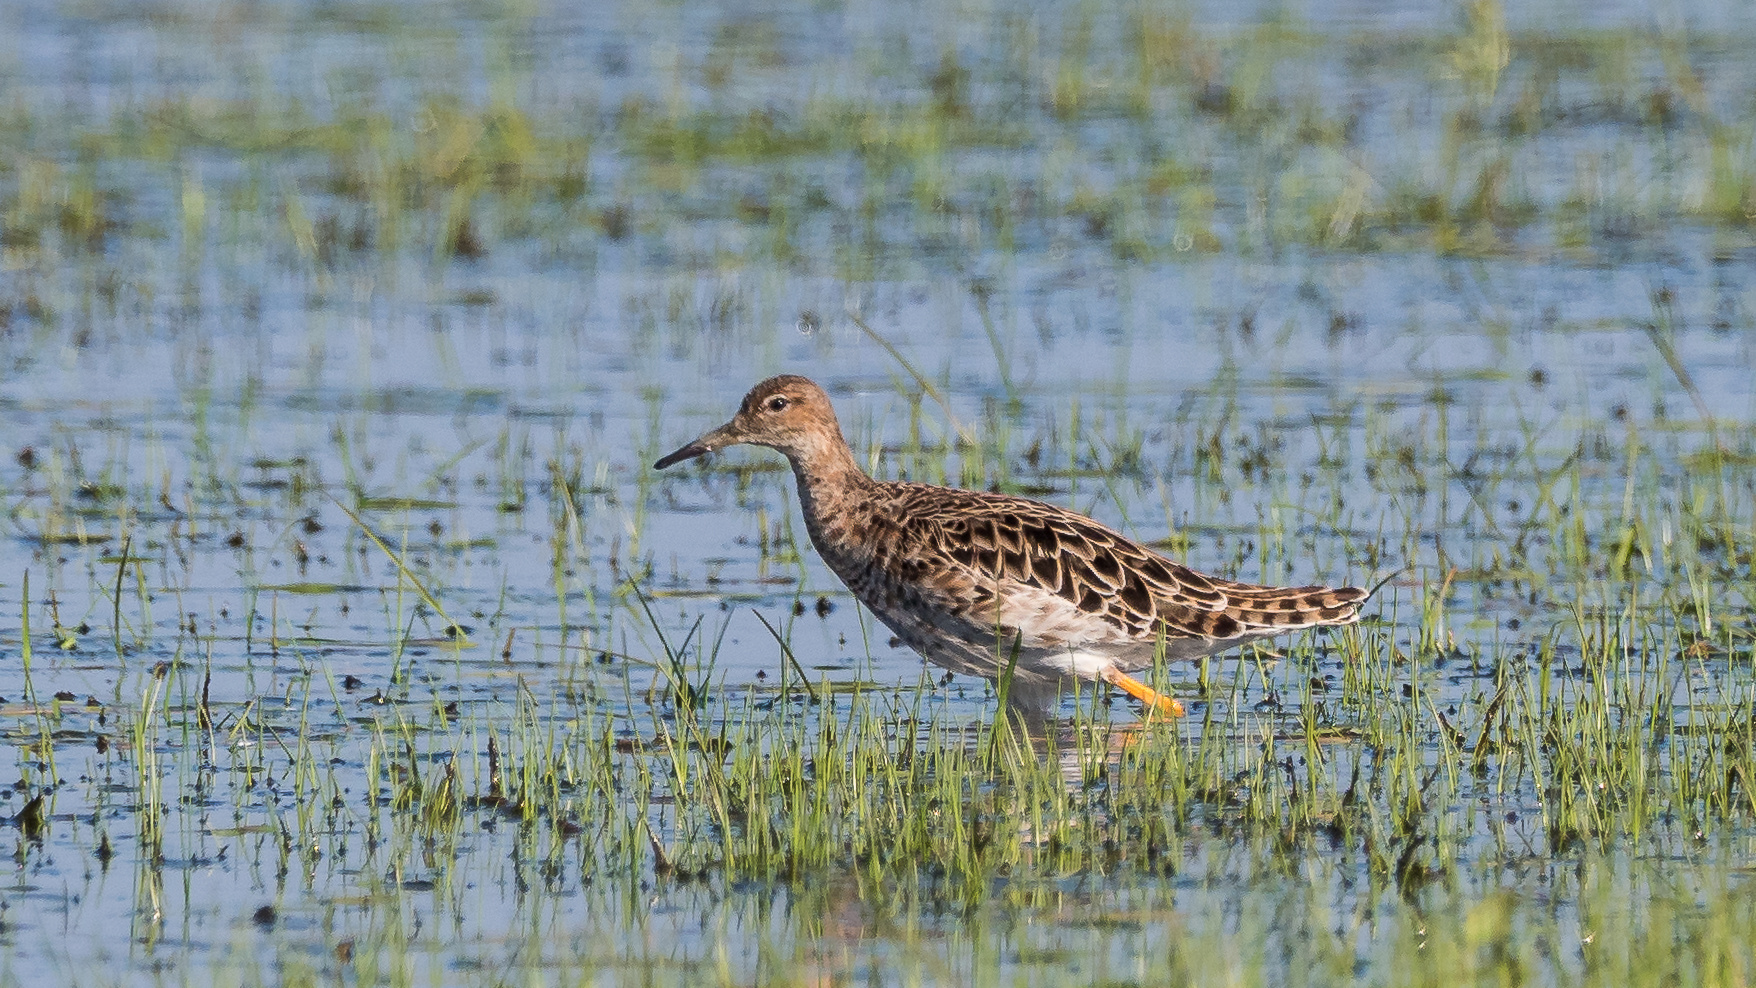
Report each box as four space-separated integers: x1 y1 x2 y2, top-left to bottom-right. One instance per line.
653 423 735 469
653 441 711 470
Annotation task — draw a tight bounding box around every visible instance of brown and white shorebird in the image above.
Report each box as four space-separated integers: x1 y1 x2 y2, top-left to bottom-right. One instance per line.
654 375 1368 716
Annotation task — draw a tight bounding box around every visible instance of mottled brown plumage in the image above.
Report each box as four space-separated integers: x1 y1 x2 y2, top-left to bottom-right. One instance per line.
655 375 1369 715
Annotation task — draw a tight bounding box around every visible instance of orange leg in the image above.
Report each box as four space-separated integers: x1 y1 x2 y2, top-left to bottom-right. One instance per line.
1102 668 1185 717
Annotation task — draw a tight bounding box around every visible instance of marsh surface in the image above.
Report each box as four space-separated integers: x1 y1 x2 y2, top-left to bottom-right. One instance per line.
1 1 1754 984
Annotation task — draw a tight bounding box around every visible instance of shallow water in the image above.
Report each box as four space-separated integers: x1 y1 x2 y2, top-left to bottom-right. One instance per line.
2 1 1756 984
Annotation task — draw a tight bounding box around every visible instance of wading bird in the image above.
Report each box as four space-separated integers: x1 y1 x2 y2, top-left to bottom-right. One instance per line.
655 376 1367 716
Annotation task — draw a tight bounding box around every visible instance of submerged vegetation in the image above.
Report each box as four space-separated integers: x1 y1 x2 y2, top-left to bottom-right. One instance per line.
1 0 1755 984
4 0 1755 286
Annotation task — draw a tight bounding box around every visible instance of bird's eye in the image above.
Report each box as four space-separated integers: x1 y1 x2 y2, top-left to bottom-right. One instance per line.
765 396 790 412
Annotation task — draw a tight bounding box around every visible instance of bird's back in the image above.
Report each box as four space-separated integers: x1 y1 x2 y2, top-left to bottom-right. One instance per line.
806 479 1366 666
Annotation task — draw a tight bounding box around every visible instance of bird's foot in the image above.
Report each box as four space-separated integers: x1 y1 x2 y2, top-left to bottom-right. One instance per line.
1102 668 1185 718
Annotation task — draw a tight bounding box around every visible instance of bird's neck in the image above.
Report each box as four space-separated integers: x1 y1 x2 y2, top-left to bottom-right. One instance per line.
787 438 875 556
